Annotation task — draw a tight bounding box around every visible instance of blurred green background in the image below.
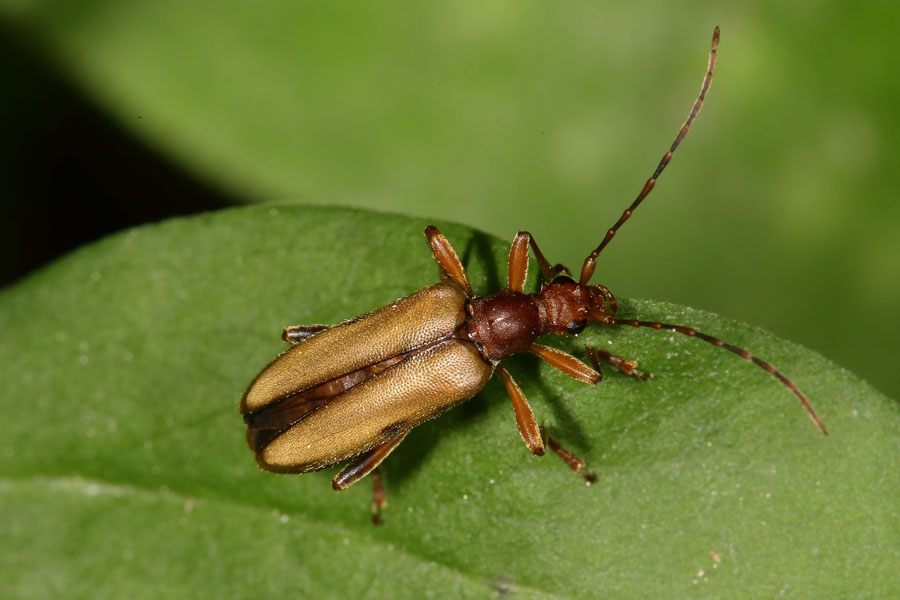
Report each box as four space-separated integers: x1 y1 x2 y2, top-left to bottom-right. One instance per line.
2 1 898 399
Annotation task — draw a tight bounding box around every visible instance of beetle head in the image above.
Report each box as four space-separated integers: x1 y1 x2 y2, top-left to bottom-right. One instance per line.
538 276 618 336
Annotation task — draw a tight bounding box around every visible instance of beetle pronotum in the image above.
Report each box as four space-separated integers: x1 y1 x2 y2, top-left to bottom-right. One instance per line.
240 27 826 523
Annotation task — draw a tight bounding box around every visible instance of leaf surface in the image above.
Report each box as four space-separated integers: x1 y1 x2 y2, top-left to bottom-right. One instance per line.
0 206 897 598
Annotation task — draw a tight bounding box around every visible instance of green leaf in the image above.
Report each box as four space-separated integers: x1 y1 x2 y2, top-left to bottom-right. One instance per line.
1 206 897 598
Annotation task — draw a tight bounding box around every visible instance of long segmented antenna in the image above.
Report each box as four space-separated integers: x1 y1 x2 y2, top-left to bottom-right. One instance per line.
580 26 720 286
610 316 828 435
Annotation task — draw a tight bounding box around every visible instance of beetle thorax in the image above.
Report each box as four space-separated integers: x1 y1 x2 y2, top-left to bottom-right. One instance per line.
465 291 545 362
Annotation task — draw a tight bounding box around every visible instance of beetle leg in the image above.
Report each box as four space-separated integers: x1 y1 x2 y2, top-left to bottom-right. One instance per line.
282 325 329 344
523 233 571 282
586 346 650 380
539 425 597 485
507 231 572 291
495 364 544 455
332 431 409 491
424 226 472 296
507 232 530 293
529 343 601 384
333 431 409 523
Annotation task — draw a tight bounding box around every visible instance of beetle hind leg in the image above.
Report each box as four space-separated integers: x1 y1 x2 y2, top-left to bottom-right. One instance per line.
333 431 409 525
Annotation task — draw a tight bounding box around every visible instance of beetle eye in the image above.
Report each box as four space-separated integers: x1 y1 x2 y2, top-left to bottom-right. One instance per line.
566 320 586 334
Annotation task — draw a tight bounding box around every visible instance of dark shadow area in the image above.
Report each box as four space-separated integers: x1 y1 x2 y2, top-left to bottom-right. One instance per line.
0 27 235 289
462 229 503 293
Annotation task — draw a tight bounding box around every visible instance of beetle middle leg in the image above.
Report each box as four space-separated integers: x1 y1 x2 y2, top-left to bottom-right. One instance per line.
539 425 597 485
497 360 598 484
496 364 544 455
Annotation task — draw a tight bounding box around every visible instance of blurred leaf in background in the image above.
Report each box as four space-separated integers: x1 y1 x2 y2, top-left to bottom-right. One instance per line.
2 2 898 397
1 4 899 596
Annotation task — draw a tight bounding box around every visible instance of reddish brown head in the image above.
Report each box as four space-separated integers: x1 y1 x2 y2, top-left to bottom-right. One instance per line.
537 276 618 335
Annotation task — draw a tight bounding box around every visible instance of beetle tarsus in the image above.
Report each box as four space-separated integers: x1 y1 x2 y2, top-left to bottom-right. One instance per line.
586 347 650 380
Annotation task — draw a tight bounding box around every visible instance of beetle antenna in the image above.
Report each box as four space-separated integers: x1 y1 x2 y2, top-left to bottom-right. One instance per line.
608 315 828 435
580 26 720 286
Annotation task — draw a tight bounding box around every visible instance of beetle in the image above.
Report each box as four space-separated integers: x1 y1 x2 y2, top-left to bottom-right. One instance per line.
240 27 826 523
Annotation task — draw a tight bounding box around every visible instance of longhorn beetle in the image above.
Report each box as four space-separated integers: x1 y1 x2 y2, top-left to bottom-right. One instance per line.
240 27 826 524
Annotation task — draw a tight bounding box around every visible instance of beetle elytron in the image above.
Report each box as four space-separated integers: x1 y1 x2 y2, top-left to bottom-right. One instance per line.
240 28 826 523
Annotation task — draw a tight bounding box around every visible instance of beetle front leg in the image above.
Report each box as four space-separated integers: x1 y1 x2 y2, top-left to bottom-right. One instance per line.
529 344 601 384
525 232 572 282
282 325 329 344
333 431 409 524
586 347 650 380
507 231 573 288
